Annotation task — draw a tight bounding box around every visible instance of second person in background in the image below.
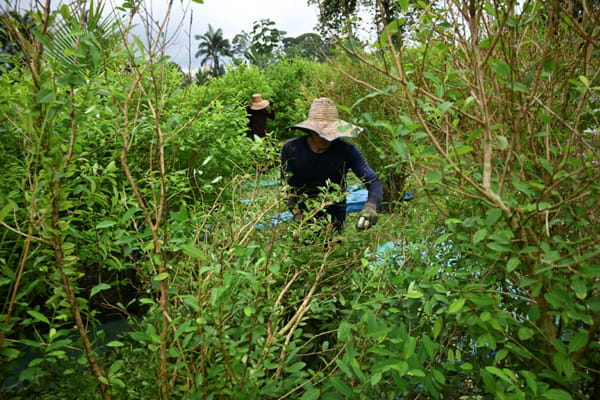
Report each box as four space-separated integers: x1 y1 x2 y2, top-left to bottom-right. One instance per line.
246 93 275 138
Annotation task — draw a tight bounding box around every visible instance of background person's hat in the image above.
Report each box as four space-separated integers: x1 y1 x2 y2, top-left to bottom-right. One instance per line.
286 97 363 141
249 93 270 110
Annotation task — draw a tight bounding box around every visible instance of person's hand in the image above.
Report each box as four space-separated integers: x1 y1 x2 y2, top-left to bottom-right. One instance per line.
356 202 378 230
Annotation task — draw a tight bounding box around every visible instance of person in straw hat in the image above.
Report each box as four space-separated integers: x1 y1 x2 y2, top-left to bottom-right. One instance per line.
246 93 275 138
281 97 382 231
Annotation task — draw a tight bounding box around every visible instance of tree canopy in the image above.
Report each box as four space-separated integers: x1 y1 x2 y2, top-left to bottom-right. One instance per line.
194 24 231 76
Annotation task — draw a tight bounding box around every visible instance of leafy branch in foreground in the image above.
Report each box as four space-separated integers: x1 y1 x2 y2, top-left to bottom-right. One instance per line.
324 0 600 397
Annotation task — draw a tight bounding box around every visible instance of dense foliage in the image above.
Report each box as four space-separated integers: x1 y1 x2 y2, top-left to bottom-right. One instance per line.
1 1 598 399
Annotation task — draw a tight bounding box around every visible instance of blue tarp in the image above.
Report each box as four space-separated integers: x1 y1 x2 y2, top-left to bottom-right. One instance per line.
346 188 369 212
255 187 369 229
247 183 412 229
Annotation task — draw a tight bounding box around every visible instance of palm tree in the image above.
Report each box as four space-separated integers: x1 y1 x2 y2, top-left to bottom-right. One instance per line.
194 24 231 77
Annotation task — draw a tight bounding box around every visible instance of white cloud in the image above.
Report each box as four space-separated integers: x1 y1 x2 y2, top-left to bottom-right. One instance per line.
190 0 320 39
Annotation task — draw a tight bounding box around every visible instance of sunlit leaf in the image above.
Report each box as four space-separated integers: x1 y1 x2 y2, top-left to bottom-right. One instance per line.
96 220 116 229
27 310 49 324
448 298 466 313
90 283 111 298
153 272 169 281
518 327 535 340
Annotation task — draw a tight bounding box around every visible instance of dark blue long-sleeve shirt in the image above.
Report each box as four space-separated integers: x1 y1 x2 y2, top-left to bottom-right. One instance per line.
280 135 383 224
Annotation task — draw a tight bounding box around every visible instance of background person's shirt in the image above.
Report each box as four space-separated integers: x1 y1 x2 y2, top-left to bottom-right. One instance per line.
246 106 275 138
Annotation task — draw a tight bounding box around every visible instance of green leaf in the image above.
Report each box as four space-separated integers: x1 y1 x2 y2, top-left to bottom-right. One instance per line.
433 318 442 339
338 321 352 342
448 298 466 313
109 377 125 388
285 361 305 373
425 171 442 183
403 337 417 359
456 361 472 371
335 359 353 378
90 283 111 298
580 265 600 277
399 0 409 11
438 101 453 113
96 220 116 229
422 335 439 358
106 341 124 347
545 290 568 308
0 200 16 223
541 389 572 400
182 243 207 261
27 310 50 324
473 228 487 244
568 331 588 354
485 208 503 227
0 346 20 359
300 388 320 400
485 366 513 383
435 232 452 244
506 257 520 272
405 290 424 299
520 369 538 395
153 272 169 281
375 359 408 375
518 327 535 341
182 295 200 312
493 349 509 365
495 135 509 150
328 377 355 398
448 145 473 157
37 88 55 104
391 138 408 159
572 279 587 300
487 242 511 253
432 368 446 384
350 358 367 383
370 372 382 385
481 369 497 393
553 352 574 377
490 59 511 77
508 81 529 93
408 369 426 377
57 72 86 87
130 331 151 343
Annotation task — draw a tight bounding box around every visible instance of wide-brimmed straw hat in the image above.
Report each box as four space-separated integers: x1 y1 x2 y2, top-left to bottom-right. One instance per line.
249 93 270 110
287 97 363 142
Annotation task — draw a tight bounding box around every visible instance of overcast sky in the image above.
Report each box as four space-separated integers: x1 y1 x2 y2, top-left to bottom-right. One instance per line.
7 0 323 70
109 0 322 70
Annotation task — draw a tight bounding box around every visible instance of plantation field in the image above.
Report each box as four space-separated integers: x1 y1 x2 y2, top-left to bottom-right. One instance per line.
1 1 599 399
